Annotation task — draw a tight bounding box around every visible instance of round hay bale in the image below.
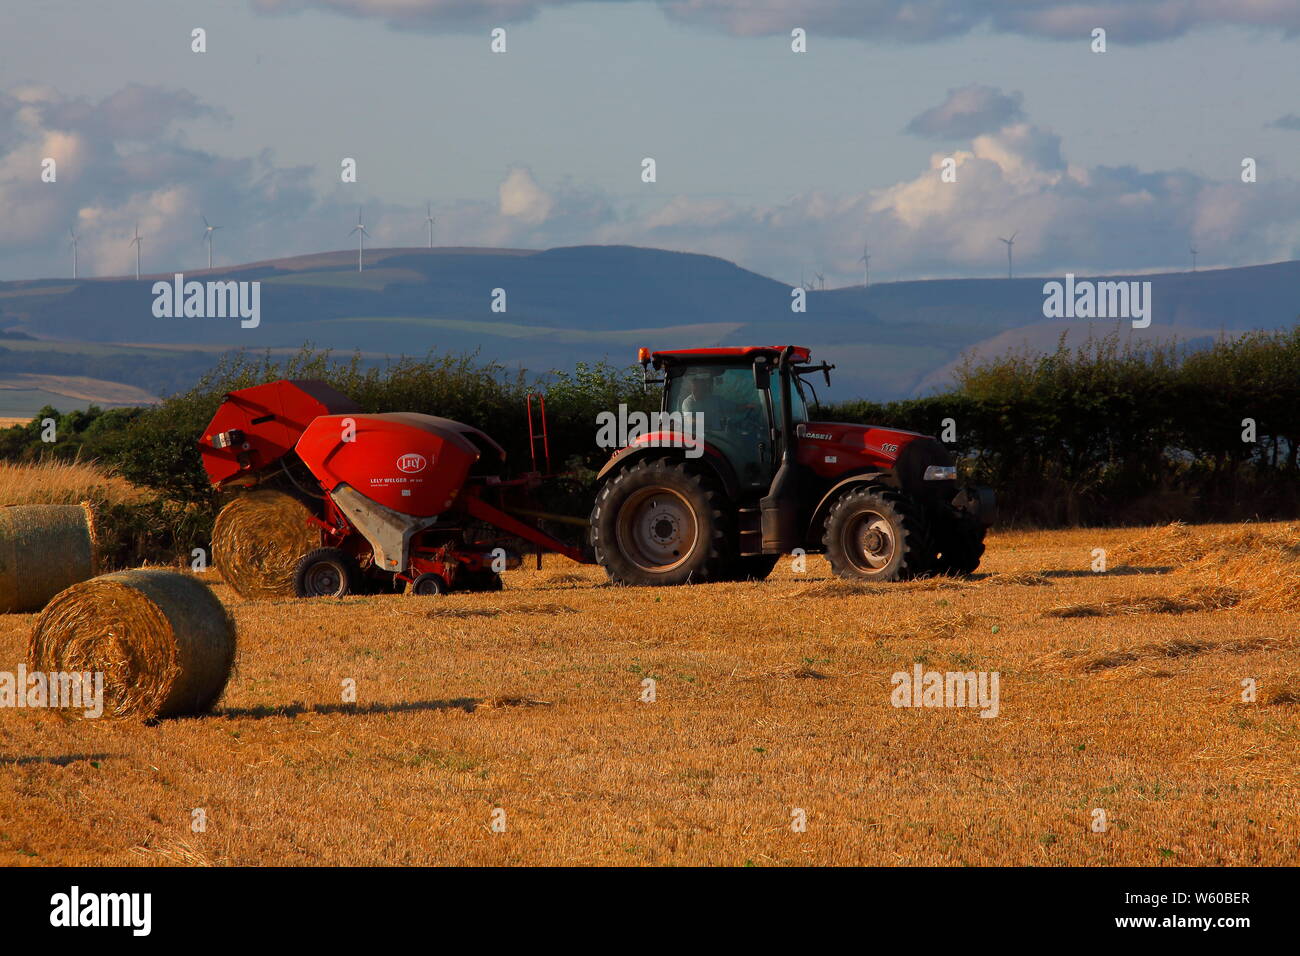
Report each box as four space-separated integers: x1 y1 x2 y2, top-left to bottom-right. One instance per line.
0 503 98 613
211 489 317 599
28 569 237 720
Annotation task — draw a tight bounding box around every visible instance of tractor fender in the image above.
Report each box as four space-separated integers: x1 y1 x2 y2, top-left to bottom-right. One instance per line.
806 470 892 540
596 439 742 500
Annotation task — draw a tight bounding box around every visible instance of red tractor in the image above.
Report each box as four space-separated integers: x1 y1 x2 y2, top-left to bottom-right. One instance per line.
589 345 994 585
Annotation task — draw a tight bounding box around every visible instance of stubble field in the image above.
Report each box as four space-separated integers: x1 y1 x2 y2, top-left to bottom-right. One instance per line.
1 509 1297 866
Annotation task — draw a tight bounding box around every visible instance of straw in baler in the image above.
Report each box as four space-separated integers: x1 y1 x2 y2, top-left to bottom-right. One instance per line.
211 489 317 598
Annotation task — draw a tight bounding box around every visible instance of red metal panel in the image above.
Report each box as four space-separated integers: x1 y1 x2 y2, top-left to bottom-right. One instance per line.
651 346 811 364
795 422 926 478
295 413 480 517
200 379 359 487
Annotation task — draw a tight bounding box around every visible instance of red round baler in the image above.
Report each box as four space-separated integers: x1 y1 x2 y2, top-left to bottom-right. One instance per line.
200 379 589 597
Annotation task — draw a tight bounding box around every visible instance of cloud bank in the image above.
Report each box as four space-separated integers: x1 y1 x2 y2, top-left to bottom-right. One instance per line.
3 82 1298 286
252 0 1300 43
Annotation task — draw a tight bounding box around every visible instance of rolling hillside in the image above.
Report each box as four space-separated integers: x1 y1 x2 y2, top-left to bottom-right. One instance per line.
0 246 1297 414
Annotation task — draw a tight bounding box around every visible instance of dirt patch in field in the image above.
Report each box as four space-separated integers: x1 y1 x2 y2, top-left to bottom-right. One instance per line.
795 577 969 598
395 601 579 620
1038 634 1285 674
1044 585 1245 618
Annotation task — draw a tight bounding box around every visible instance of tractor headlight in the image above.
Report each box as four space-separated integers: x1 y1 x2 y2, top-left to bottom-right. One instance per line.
923 465 957 481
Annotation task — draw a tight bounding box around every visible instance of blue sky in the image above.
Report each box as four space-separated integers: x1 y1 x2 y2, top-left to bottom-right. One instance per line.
2 0 1299 284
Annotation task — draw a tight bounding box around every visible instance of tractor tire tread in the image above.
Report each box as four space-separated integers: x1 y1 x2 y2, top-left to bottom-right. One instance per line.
821 484 930 582
589 458 733 586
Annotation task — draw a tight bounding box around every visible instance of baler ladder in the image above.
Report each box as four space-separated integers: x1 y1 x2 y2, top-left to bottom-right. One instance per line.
525 392 551 474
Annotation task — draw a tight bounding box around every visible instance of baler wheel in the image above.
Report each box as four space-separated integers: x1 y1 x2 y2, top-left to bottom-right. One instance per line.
408 573 448 596
293 548 359 598
822 486 928 583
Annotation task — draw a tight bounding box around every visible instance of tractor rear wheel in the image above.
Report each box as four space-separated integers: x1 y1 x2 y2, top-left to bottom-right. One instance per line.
930 513 987 576
293 548 360 598
590 459 732 586
822 486 929 582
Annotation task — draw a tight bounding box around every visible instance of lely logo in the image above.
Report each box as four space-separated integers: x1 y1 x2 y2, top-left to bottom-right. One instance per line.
397 453 427 474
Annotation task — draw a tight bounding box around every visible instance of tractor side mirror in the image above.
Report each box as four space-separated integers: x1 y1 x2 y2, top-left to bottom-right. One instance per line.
753 360 770 390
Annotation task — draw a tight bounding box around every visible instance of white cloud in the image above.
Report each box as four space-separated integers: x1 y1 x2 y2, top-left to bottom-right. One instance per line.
498 166 554 224
905 86 1025 139
250 0 1300 42
0 85 338 279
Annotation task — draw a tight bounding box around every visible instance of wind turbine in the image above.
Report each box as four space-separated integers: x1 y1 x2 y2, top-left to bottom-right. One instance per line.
425 202 436 249
997 231 1017 279
69 228 79 280
1190 245 1198 272
349 207 369 272
815 271 825 291
129 224 143 279
859 242 871 287
202 215 222 269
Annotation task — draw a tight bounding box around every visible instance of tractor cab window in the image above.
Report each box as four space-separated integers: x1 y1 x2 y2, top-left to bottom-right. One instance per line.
666 364 772 488
789 379 809 423
668 365 766 436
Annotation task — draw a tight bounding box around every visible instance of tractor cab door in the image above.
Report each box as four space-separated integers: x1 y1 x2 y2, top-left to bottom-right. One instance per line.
666 363 775 492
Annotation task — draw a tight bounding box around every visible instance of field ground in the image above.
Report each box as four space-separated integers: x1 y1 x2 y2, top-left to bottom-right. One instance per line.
1 522 1297 866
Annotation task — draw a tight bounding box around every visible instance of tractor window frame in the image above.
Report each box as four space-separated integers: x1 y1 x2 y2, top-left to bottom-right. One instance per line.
794 374 817 419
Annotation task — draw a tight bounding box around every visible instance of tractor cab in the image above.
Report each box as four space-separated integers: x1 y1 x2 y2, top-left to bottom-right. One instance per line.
644 346 820 496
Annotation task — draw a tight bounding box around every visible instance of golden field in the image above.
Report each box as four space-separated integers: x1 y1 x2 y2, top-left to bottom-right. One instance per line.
0 464 1297 866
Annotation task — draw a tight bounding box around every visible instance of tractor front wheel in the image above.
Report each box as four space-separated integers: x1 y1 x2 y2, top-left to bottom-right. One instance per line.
590 459 732 586
293 548 360 598
822 486 928 582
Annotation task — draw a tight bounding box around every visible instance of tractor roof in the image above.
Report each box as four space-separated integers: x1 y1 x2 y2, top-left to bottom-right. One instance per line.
651 346 811 364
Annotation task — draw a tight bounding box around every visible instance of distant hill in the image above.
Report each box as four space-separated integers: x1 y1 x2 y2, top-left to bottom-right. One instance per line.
0 245 1296 414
